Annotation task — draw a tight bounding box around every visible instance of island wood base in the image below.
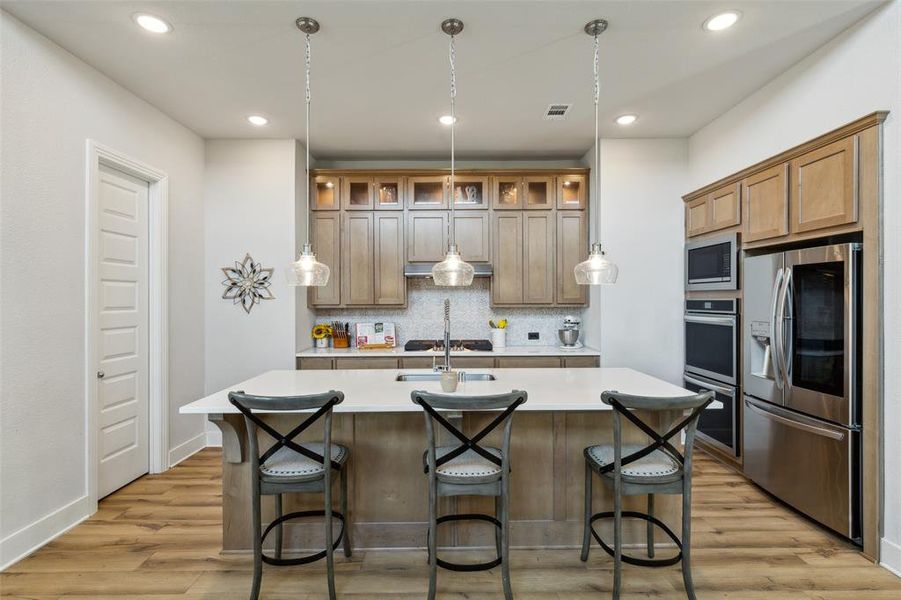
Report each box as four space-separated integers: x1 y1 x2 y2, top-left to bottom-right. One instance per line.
211 410 683 553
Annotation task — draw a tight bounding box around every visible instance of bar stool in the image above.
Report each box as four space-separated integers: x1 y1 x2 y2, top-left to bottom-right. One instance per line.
580 390 713 600
412 390 527 600
229 390 351 600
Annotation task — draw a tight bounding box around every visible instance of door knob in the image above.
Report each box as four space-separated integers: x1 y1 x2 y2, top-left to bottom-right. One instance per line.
97 370 105 379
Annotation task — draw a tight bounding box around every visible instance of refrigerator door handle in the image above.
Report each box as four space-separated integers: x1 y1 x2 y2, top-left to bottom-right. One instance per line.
770 268 785 389
778 267 793 388
744 397 845 441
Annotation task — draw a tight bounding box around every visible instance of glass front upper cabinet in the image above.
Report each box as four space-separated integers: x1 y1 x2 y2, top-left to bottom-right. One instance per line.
311 175 340 210
342 176 373 210
557 174 587 210
374 177 404 210
524 176 554 209
450 176 489 209
493 176 522 209
407 176 448 209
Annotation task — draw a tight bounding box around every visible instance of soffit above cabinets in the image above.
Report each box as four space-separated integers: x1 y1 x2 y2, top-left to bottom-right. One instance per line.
2 0 882 158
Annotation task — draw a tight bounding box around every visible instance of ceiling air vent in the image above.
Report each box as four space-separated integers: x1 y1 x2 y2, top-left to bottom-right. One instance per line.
544 103 572 121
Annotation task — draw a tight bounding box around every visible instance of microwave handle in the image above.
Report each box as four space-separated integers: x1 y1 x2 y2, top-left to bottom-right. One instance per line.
683 374 735 397
684 314 736 326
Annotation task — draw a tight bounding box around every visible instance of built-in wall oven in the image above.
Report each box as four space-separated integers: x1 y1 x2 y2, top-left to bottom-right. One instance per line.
684 298 740 457
685 233 739 291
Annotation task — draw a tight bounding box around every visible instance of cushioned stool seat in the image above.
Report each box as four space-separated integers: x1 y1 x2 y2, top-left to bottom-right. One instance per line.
585 444 682 484
261 443 349 483
423 446 504 484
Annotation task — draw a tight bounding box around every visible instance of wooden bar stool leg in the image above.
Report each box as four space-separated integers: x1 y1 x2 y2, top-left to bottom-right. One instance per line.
274 494 283 560
427 480 438 600
647 494 655 559
500 488 512 600
613 478 623 599
581 460 592 562
250 484 263 600
325 474 336 600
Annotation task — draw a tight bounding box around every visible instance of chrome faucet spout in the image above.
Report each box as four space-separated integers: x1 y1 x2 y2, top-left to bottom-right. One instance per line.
436 298 452 372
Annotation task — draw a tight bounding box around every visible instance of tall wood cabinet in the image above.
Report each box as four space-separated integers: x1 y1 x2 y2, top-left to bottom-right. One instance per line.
308 213 341 306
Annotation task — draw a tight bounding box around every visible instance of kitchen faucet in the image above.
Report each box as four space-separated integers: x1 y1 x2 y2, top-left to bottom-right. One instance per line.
434 298 452 372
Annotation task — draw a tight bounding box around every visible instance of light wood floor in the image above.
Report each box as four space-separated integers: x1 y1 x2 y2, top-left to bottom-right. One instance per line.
3 448 900 599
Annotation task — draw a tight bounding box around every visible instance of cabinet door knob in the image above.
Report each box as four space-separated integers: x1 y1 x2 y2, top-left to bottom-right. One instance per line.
97 370 105 379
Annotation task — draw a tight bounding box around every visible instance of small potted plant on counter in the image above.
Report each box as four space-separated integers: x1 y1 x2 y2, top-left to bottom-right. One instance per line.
489 318 508 349
311 323 332 348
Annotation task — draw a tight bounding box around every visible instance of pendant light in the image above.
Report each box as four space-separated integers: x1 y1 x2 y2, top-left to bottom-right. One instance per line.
431 18 475 287
287 17 330 287
574 19 619 286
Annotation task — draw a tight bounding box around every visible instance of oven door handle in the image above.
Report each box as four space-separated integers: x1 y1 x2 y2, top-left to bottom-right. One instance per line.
683 374 735 397
684 314 736 326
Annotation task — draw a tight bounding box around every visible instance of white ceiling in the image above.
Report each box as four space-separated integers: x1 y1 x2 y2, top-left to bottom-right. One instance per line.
3 0 883 159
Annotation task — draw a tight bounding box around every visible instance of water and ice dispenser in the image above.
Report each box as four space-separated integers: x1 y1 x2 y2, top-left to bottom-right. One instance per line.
748 320 776 381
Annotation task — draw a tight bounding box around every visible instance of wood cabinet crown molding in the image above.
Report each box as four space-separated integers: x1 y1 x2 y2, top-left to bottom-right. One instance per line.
682 112 887 203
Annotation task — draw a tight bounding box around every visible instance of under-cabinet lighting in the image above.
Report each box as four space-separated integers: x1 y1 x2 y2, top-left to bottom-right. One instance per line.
133 13 172 34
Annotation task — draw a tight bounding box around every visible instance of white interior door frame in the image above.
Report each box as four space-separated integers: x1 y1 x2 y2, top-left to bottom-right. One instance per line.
85 140 169 510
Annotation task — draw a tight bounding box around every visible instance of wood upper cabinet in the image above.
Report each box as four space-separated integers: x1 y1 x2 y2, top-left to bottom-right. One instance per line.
407 176 448 209
342 212 375 305
743 163 789 243
374 176 404 210
523 212 555 304
557 174 587 209
685 197 710 237
311 175 340 210
556 211 588 305
491 212 523 304
374 213 405 305
494 176 522 209
308 213 341 306
710 183 741 230
791 136 857 234
407 211 447 262
450 176 489 209
342 176 374 210
524 176 555 209
453 213 490 262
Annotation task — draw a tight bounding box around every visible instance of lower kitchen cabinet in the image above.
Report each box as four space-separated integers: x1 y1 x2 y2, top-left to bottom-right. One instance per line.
297 354 599 369
496 357 561 368
334 358 399 369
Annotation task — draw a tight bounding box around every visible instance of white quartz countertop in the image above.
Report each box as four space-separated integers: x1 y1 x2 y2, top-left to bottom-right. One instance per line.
296 344 600 358
180 367 690 414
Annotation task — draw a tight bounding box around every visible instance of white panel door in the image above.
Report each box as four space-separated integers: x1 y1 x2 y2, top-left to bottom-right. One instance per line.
96 164 149 498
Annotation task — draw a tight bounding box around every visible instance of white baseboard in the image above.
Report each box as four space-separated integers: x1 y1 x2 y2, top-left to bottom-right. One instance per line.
168 432 207 467
0 494 92 571
880 537 901 578
206 428 222 447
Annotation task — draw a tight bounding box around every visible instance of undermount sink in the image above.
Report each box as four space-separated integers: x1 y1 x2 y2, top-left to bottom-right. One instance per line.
395 372 496 382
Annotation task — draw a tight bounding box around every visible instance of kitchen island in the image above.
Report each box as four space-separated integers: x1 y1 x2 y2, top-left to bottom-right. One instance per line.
181 367 692 553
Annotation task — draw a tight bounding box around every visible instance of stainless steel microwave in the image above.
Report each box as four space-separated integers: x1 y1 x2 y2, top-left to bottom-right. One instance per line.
685 233 739 291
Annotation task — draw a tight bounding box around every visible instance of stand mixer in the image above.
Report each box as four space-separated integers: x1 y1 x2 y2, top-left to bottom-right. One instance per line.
558 316 583 349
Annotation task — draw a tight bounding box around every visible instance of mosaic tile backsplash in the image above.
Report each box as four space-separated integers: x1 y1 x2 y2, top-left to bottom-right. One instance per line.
314 279 581 346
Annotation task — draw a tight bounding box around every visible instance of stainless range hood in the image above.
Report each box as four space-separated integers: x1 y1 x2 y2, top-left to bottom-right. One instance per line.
404 263 493 278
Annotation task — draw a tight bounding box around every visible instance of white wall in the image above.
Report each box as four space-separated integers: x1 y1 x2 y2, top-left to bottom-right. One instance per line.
580 139 688 385
204 140 310 401
0 11 206 568
686 1 901 570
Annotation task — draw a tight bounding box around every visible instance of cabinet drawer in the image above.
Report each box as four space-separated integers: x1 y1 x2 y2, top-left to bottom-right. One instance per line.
297 357 334 370
496 357 562 368
563 356 599 368
335 358 399 370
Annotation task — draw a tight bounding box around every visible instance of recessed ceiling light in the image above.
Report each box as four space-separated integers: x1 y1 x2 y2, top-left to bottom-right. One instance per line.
615 114 638 126
247 115 269 126
438 115 456 125
133 13 172 34
703 10 741 32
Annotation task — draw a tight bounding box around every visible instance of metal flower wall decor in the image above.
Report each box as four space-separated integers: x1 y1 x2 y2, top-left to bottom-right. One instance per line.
221 253 275 314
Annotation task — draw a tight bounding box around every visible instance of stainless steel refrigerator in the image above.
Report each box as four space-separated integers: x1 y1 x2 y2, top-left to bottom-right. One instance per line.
743 242 861 541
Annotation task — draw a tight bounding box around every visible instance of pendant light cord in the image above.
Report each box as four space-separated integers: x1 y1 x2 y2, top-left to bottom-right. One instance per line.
305 32 312 246
593 32 602 253
448 33 457 248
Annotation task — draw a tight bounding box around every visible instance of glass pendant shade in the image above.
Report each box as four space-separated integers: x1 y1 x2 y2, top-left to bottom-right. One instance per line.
431 245 474 286
287 243 330 287
574 243 618 285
